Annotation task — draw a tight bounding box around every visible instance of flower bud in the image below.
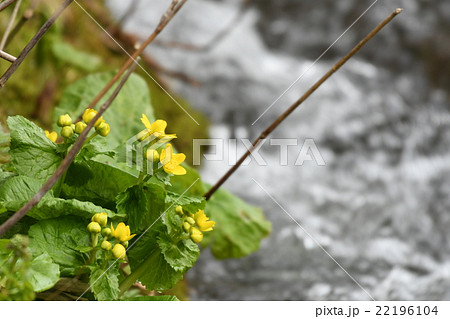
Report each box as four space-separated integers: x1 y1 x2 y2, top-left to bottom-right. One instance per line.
61 126 74 138
145 149 159 162
112 244 126 260
45 130 58 143
190 227 203 243
101 227 112 238
82 108 96 124
101 240 112 251
183 222 191 232
57 114 72 127
96 122 110 137
87 222 101 234
186 217 195 225
92 212 108 227
175 206 184 215
122 241 129 248
74 121 87 134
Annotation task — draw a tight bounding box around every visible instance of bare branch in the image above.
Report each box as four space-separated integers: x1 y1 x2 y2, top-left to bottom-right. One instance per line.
0 0 22 50
0 49 16 62
0 0 17 12
0 0 74 88
0 59 140 237
4 0 39 49
204 8 404 200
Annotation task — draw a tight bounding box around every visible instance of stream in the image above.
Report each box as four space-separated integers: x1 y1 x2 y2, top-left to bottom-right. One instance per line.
107 0 450 300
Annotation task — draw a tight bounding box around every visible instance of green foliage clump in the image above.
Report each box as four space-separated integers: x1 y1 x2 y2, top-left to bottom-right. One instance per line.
0 73 271 300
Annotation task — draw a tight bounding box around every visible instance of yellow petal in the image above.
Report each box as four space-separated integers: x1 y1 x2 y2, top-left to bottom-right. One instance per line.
169 165 187 175
151 120 167 134
171 153 186 165
141 114 152 130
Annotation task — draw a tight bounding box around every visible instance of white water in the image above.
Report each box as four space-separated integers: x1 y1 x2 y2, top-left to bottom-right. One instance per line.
107 0 450 300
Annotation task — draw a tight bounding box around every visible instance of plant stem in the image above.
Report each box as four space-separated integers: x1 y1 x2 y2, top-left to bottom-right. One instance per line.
118 251 158 297
203 8 404 201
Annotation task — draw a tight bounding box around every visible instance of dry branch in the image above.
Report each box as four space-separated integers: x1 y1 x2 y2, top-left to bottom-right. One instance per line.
0 0 17 12
0 0 22 50
4 0 38 48
0 49 16 62
0 0 74 87
204 8 404 200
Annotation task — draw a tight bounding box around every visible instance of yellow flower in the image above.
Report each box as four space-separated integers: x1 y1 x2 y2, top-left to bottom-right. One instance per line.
87 222 101 234
96 122 110 137
57 114 72 127
140 114 177 140
75 122 87 134
110 222 136 242
145 149 160 162
101 240 112 251
194 210 215 232
91 212 108 227
160 144 186 175
44 130 58 143
82 108 104 127
61 126 74 138
112 244 126 260
190 227 203 243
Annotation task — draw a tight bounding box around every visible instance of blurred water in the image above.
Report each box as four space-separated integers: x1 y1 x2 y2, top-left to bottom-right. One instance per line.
107 0 450 300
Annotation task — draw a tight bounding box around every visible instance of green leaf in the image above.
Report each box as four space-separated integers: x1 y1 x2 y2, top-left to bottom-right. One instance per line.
0 175 50 212
89 264 120 301
122 295 179 301
28 217 90 276
53 72 155 150
62 159 137 210
166 191 205 215
128 229 183 291
33 198 117 220
51 40 101 71
0 175 115 220
77 138 116 161
203 186 272 259
7 116 63 181
167 163 205 197
0 213 36 239
29 253 60 292
116 182 166 234
157 232 199 272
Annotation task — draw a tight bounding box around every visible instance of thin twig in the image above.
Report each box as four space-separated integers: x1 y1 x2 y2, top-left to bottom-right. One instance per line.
155 0 251 52
0 59 140 237
4 0 38 48
0 0 22 50
0 49 16 62
204 8 403 200
75 0 188 122
0 0 17 12
0 0 74 88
